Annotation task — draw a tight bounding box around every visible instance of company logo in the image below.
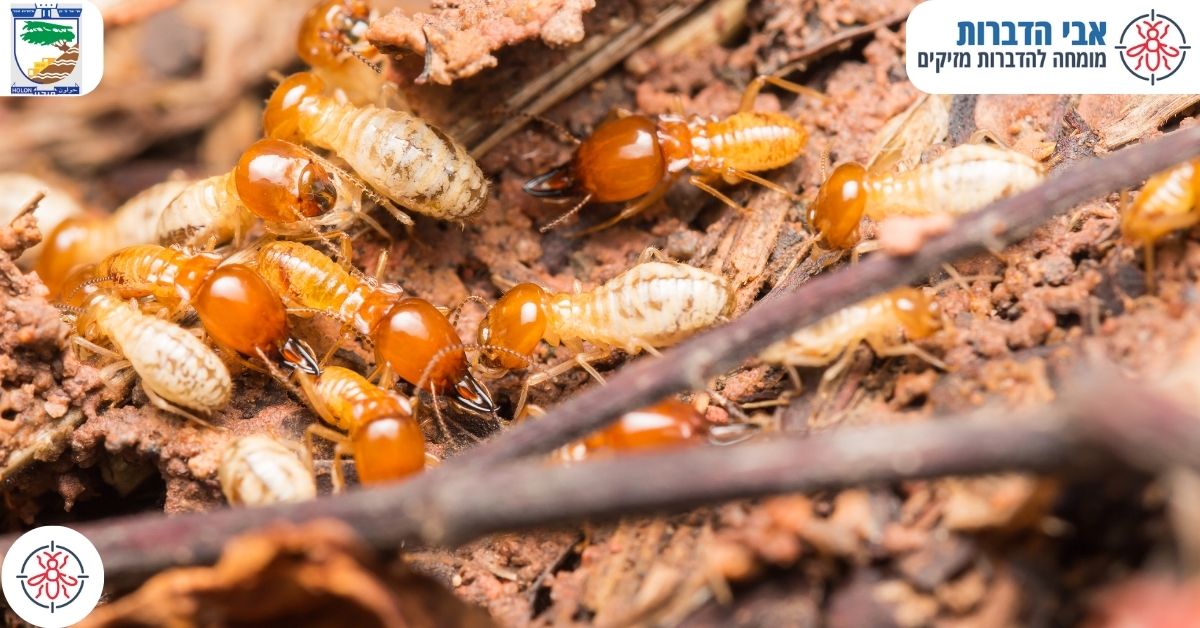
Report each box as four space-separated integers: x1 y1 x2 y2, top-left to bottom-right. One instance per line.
2 526 104 627
2 1 103 96
905 0 1199 94
1116 10 1189 84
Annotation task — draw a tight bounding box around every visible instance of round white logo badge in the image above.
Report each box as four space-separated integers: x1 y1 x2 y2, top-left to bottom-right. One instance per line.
2 526 104 627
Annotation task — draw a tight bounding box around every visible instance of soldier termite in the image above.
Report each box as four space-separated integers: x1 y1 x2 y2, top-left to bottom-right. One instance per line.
84 245 320 374
476 256 733 413
758 287 946 386
263 71 489 223
254 240 495 415
522 75 817 233
296 365 427 490
37 178 191 298
68 291 232 425
220 435 317 507
806 143 1044 255
555 398 706 462
1120 157 1200 291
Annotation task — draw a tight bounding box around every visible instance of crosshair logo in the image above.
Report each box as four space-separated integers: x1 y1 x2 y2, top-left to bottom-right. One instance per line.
1116 10 1190 85
2 526 104 627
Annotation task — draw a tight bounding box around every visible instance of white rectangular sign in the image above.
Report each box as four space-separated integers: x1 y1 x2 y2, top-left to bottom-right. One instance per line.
906 0 1200 94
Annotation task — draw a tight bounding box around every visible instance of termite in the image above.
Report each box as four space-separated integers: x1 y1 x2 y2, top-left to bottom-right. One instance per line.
220 435 317 506
37 178 191 298
556 398 705 462
807 143 1044 253
477 256 733 412
254 240 495 414
297 0 390 107
157 138 387 249
70 291 232 425
296 365 426 489
758 287 945 383
85 245 320 374
522 75 816 233
1120 157 1200 289
263 71 489 223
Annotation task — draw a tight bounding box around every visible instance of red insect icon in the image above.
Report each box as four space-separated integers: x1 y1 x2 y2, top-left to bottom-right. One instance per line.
1126 19 1182 72
24 550 79 602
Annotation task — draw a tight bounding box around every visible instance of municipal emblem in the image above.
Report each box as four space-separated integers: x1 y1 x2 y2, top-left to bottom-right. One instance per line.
1116 9 1191 85
11 3 83 95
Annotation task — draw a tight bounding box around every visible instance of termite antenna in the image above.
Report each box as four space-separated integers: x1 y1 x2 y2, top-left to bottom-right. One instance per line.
539 193 593 233
319 30 382 74
516 112 582 146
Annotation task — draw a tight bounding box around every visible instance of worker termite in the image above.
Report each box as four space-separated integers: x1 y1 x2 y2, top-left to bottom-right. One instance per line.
522 75 816 233
220 435 317 507
297 0 392 107
254 240 495 414
263 71 489 223
555 398 706 462
157 138 388 250
807 143 1044 254
69 291 232 425
37 178 191 298
1120 157 1200 290
758 287 946 385
84 245 320 374
477 256 733 413
296 365 426 489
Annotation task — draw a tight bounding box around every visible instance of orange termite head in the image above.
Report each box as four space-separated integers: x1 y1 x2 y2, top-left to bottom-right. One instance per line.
808 162 869 250
352 412 426 484
297 0 372 68
235 138 337 222
523 115 667 204
172 252 222 303
891 288 943 340
477 283 549 370
36 216 100 298
263 72 327 143
192 264 320 374
374 297 497 415
560 398 704 462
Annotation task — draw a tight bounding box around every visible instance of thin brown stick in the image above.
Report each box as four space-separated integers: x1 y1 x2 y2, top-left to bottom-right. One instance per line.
9 368 1200 590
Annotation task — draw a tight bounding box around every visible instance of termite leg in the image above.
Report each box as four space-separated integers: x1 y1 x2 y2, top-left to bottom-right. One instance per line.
775 235 817 284
738 74 827 113
304 423 351 492
724 168 805 204
72 336 123 361
689 175 748 215
142 384 220 429
967 128 1011 148
517 349 609 418
873 342 950 372
850 240 880 264
637 247 672 264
